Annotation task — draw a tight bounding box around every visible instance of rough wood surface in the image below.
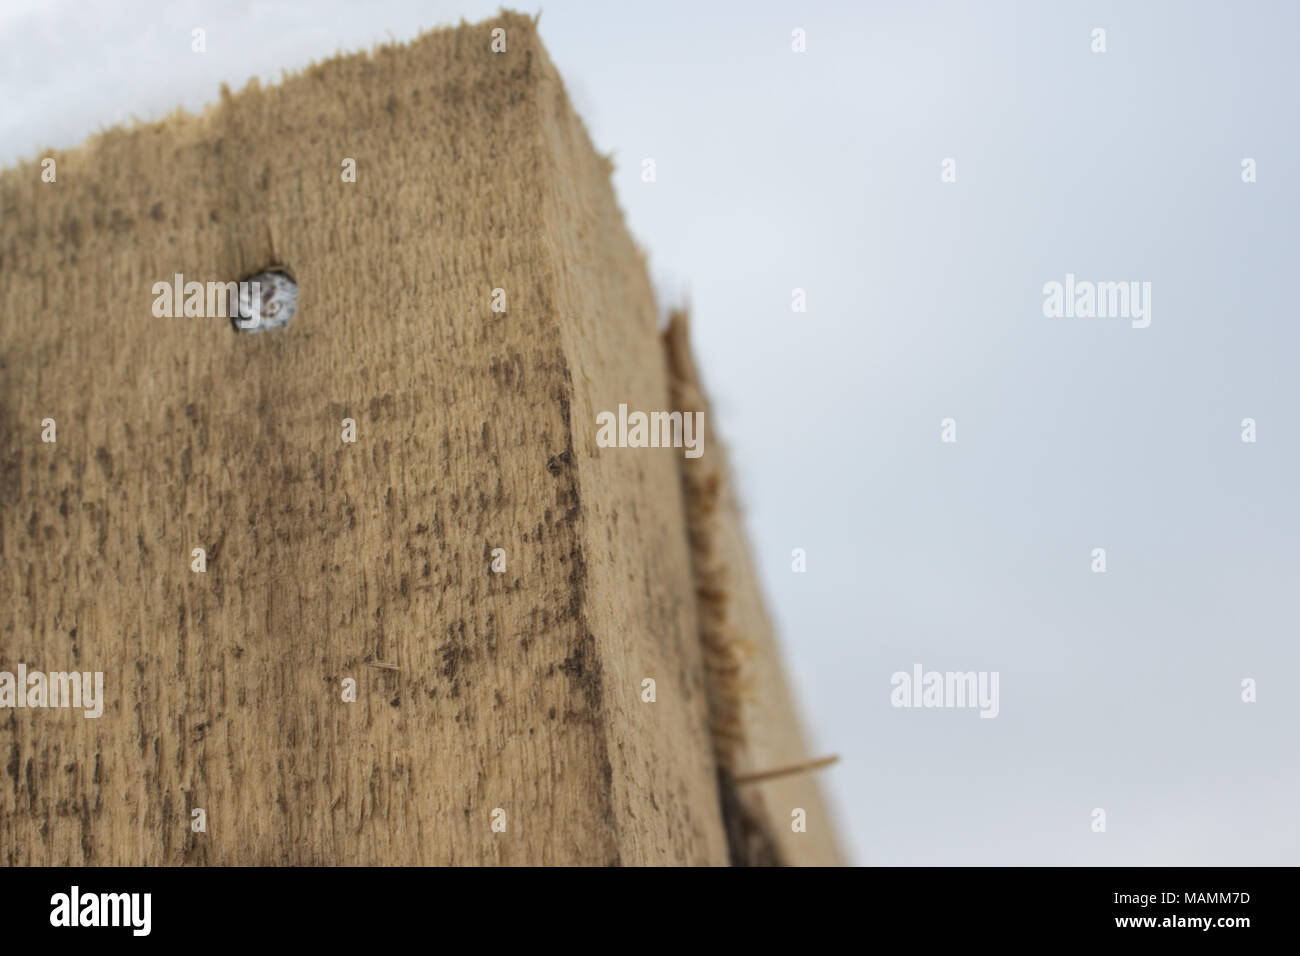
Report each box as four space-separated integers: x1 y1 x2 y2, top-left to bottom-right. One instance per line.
0 12 838 865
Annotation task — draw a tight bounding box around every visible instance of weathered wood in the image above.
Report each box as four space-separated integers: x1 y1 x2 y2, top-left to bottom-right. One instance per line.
0 12 838 865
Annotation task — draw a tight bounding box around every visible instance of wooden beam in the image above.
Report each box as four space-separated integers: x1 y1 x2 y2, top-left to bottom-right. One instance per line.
0 12 839 866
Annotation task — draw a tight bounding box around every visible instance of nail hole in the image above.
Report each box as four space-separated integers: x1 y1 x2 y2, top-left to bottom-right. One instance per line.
232 268 297 333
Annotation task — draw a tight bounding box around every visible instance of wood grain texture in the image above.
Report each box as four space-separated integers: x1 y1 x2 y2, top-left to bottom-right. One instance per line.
0 12 838 866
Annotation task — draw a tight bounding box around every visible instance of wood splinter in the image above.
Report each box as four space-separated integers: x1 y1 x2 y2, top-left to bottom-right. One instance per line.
732 755 839 786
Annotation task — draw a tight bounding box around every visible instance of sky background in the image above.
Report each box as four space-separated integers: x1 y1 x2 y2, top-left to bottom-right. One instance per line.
3 0 1297 866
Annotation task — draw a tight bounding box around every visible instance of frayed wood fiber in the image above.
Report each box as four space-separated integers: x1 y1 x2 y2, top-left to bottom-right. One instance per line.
665 312 841 866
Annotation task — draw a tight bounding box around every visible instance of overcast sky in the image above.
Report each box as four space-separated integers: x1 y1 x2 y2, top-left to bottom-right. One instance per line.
3 0 1297 866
